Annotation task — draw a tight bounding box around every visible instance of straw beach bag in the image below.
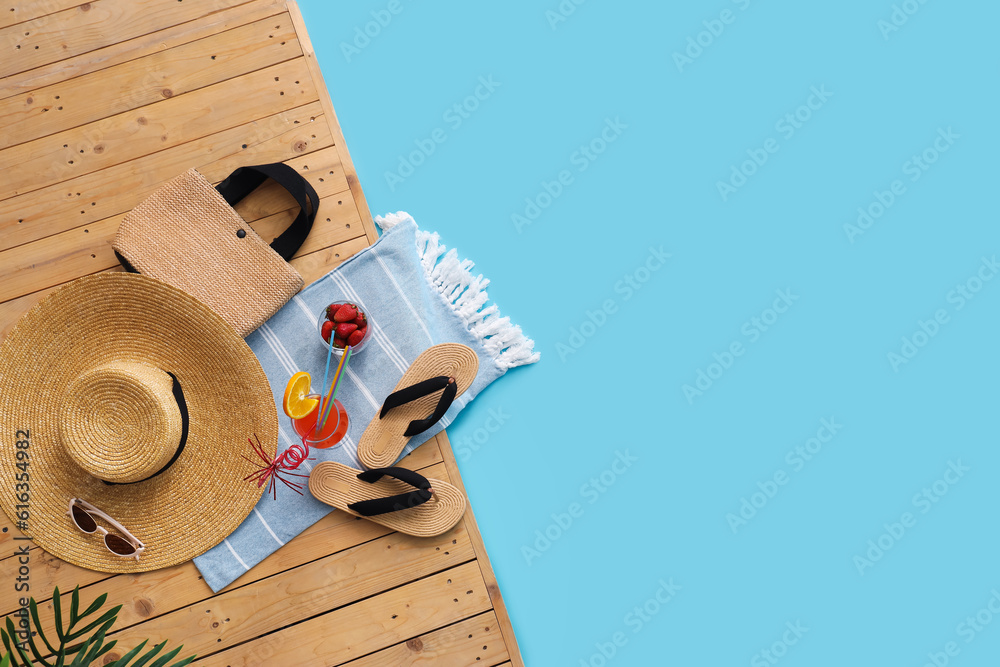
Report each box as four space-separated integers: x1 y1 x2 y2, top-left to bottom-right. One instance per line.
113 163 319 337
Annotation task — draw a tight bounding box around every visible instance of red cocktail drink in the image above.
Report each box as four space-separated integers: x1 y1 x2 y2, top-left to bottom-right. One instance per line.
292 396 348 449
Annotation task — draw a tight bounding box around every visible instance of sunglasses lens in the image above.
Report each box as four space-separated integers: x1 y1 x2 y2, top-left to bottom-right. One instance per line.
104 534 137 556
71 505 97 533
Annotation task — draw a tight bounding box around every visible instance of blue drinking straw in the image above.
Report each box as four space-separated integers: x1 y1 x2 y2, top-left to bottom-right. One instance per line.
319 346 351 431
317 328 335 423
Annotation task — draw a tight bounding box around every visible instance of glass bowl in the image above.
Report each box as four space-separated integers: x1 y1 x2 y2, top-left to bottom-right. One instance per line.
317 301 371 355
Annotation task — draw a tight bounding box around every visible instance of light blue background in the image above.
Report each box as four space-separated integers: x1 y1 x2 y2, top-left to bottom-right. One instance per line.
297 1 1000 665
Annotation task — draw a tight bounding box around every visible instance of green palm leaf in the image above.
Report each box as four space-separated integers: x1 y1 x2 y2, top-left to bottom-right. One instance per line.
2 590 193 667
28 600 57 657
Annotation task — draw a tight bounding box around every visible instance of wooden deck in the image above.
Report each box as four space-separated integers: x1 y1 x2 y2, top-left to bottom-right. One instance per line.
0 1 523 664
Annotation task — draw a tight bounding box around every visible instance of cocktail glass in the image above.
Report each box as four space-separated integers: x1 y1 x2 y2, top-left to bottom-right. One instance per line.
291 395 349 449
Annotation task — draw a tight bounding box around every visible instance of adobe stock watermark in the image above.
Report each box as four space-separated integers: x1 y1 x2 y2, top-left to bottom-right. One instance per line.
922 588 1000 667
853 459 970 575
726 417 843 534
384 75 501 192
751 621 809 667
555 245 670 362
716 85 833 202
683 288 799 404
672 0 755 73
511 117 627 233
844 127 959 244
578 578 681 667
878 0 932 40
521 450 638 565
887 255 996 372
454 407 511 462
340 0 409 62
545 0 588 30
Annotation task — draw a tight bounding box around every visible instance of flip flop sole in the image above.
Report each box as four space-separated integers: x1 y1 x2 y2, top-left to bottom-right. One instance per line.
358 343 479 469
309 461 466 537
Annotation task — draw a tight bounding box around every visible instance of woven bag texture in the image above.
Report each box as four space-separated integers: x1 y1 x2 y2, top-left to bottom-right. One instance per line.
113 168 304 337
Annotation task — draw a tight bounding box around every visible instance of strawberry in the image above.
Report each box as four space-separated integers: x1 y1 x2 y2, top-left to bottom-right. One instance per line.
321 320 335 343
353 311 367 329
335 322 358 339
347 328 365 346
333 337 346 349
325 303 338 320
333 303 358 323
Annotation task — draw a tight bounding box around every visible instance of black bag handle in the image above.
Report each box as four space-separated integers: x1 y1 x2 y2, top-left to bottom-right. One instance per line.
215 163 319 261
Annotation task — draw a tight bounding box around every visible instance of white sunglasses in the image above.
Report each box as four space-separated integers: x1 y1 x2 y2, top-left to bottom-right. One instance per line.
67 498 145 560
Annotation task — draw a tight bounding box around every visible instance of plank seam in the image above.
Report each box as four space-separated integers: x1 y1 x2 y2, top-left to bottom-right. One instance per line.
0 230 366 320
1 1 91 32
0 110 334 252
0 0 263 79
186 557 481 663
0 198 359 303
0 61 320 203
0 23 304 150
0 0 289 103
331 609 502 667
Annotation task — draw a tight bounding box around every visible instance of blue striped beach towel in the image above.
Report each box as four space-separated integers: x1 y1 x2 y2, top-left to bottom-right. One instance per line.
193 212 538 592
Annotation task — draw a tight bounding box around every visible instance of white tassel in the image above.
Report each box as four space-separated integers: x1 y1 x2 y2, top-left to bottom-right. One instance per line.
374 211 413 231
385 214 540 370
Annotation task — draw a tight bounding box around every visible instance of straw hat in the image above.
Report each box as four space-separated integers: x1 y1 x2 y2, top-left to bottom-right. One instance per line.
0 273 277 573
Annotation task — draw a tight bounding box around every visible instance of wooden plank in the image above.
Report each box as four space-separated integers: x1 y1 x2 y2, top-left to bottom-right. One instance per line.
340 611 509 667
0 101 328 252
229 147 349 223
0 440 445 616
0 0 88 31
247 194 362 257
0 58 318 202
286 1 379 242
439 431 526 667
0 0 256 78
0 226 367 354
0 0 287 99
0 15 301 149
102 481 472 660
0 144 349 301
195 561 493 667
290 235 371 282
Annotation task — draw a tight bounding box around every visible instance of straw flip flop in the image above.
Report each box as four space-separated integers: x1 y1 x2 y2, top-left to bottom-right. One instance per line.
358 343 479 469
309 462 466 537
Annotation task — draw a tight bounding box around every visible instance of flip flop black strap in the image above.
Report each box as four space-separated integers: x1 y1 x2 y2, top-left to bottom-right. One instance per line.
379 376 459 437
347 467 433 517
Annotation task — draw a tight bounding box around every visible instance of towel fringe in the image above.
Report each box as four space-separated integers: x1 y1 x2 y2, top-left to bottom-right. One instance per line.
375 212 539 370
372 211 411 231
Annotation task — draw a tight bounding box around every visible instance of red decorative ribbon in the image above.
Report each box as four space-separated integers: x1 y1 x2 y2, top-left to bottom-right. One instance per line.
242 433 314 500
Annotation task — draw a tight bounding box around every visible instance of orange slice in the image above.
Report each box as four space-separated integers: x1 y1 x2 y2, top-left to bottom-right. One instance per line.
283 372 318 420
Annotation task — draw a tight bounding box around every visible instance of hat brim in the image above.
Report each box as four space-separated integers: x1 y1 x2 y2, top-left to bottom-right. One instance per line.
0 273 277 573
